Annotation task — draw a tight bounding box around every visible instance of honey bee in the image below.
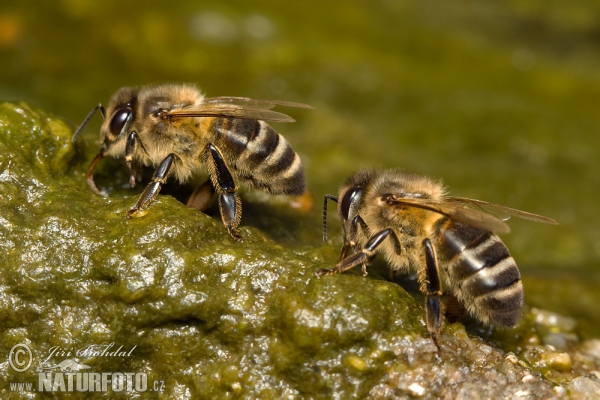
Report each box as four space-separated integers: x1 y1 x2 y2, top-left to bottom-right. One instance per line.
72 83 311 241
318 169 558 350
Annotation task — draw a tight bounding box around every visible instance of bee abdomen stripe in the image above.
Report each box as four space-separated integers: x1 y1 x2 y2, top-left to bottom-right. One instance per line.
463 257 521 297
442 221 490 254
449 233 511 280
244 122 280 167
226 119 255 154
211 118 254 158
259 135 296 175
475 281 523 327
213 119 305 195
280 173 305 195
256 137 305 194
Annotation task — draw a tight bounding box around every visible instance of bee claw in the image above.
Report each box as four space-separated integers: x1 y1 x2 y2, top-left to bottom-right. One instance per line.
315 268 334 276
227 227 244 242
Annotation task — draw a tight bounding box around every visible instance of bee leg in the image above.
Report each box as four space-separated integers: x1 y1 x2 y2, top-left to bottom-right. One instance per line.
125 131 141 188
126 153 175 218
206 144 243 242
349 215 372 273
422 238 442 352
86 151 105 196
339 242 351 262
186 180 215 212
316 228 398 276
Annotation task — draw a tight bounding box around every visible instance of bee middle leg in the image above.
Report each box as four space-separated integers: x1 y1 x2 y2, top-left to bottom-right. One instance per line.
421 238 442 352
316 228 400 277
205 144 243 242
127 153 176 218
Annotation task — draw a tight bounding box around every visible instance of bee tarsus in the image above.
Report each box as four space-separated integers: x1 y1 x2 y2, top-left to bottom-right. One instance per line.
422 237 442 352
207 143 243 242
127 153 176 218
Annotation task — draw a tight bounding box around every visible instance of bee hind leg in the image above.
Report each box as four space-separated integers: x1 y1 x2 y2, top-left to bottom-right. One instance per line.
127 153 175 218
206 144 243 242
421 238 443 352
316 228 399 277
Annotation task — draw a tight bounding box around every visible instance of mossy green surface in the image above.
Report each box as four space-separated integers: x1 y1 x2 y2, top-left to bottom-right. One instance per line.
2 1 600 397
0 102 598 398
0 102 425 397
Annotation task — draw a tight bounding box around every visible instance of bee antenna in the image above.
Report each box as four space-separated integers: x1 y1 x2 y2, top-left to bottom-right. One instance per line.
72 103 105 142
323 194 338 241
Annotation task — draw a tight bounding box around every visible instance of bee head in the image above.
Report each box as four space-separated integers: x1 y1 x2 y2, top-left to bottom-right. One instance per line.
338 170 373 224
339 185 363 224
99 87 137 154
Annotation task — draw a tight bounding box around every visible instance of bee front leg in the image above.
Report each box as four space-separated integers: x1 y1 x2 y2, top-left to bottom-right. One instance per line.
316 228 399 277
124 131 142 188
86 151 105 196
206 144 243 242
421 238 442 352
126 153 176 218
348 215 372 273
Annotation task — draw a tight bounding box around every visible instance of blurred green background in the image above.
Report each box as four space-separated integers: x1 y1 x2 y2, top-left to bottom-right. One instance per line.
1 1 599 336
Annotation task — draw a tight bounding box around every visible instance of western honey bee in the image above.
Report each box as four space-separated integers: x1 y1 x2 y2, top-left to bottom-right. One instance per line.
318 169 558 350
72 83 311 242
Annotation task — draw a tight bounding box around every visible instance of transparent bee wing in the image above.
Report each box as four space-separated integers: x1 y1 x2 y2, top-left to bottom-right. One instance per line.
166 105 298 122
203 96 314 110
385 197 511 234
167 97 313 123
446 196 559 225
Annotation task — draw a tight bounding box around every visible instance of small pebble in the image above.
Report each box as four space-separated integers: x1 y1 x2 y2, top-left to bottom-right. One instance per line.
567 377 600 398
408 383 425 397
553 386 567 397
522 374 535 383
346 355 367 371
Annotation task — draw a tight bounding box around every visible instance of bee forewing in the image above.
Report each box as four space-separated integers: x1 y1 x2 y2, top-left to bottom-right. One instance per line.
166 106 297 123
387 197 511 233
446 197 559 225
203 96 313 109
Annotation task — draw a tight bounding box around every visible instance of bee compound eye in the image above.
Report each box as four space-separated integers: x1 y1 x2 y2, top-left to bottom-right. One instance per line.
109 108 132 137
340 186 362 221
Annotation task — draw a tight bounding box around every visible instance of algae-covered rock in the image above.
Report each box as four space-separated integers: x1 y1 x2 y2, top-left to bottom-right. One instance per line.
0 102 598 398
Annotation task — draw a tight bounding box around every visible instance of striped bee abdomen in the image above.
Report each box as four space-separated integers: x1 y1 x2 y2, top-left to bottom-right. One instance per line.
437 219 523 327
210 118 305 195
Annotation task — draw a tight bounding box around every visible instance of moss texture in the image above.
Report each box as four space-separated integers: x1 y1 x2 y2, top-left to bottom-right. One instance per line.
1 102 599 398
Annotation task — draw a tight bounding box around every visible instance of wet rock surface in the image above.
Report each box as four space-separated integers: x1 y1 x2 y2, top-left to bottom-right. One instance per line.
0 103 599 398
